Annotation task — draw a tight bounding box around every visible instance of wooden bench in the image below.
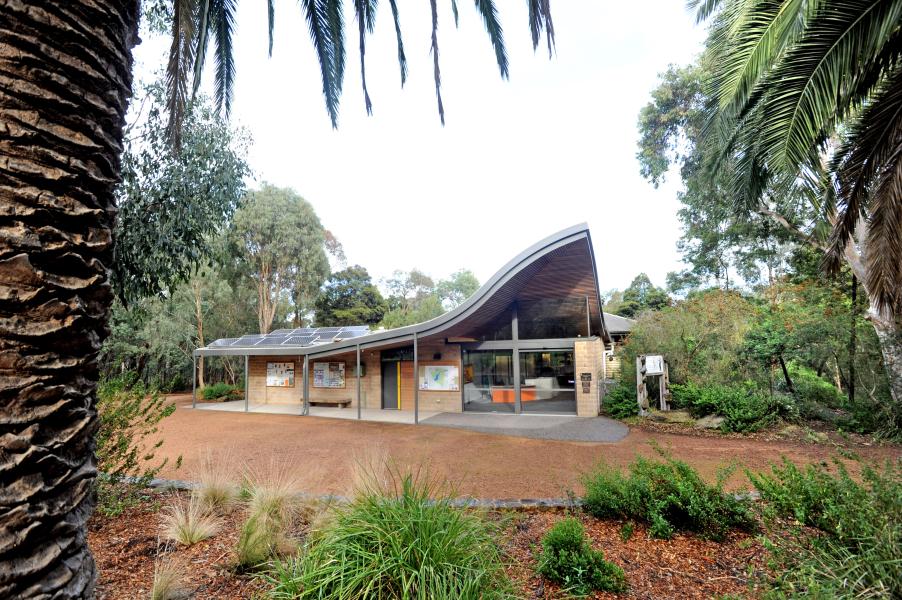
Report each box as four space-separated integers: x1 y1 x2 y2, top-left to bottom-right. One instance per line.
309 398 352 408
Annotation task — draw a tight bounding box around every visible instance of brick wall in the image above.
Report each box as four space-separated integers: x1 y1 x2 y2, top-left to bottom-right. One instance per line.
574 338 603 417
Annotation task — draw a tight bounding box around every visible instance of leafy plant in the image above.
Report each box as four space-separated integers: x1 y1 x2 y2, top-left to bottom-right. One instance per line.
670 382 789 432
602 385 638 420
750 458 901 598
95 375 179 516
537 517 626 595
162 495 219 546
201 382 242 401
582 453 754 541
265 471 512 599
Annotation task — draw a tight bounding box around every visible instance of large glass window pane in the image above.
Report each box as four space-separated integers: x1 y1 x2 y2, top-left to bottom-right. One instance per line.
518 298 589 339
519 350 576 413
463 350 514 413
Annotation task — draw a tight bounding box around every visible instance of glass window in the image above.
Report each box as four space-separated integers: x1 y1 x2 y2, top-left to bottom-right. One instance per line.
517 298 589 339
519 350 576 413
460 309 512 341
463 350 514 413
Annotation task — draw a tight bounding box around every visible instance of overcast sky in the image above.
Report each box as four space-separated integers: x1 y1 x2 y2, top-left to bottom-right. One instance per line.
133 1 706 294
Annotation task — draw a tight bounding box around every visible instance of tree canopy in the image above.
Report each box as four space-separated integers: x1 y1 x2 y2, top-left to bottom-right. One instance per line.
314 265 388 327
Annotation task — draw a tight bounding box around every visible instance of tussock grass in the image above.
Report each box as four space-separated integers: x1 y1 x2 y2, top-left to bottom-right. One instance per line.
194 449 238 513
161 495 219 546
236 462 302 568
151 555 186 600
265 467 513 599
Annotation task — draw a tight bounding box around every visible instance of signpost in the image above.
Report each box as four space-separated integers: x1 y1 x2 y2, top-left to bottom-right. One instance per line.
636 354 670 415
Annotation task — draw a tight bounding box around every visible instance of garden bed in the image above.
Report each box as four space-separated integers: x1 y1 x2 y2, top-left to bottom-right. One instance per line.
88 489 767 599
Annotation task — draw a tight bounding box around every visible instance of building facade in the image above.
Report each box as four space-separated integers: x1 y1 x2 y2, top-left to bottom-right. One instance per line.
196 224 618 418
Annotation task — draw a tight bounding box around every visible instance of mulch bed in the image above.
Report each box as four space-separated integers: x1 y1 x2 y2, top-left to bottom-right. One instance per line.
89 490 771 599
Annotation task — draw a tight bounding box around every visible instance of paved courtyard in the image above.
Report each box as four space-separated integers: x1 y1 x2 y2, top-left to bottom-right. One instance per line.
157 394 898 500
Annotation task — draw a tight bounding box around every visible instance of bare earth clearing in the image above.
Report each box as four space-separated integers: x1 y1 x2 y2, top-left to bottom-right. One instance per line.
154 394 900 498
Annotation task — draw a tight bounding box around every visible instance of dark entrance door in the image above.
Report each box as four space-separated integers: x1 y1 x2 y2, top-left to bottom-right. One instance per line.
381 361 399 409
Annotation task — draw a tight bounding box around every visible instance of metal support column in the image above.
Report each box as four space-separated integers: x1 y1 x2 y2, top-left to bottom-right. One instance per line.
356 345 362 420
512 304 521 414
244 354 249 413
192 354 197 408
413 333 419 424
303 355 309 415
586 295 592 337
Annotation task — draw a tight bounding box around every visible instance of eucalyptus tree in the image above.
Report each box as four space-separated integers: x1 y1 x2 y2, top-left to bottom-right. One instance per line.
692 0 902 402
0 1 556 597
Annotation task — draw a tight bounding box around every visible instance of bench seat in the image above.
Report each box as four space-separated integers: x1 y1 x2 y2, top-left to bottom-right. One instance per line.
309 398 352 408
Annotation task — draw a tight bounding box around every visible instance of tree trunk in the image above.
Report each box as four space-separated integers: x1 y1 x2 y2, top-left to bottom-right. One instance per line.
192 279 205 388
870 310 902 405
0 2 138 597
849 274 857 403
778 355 795 394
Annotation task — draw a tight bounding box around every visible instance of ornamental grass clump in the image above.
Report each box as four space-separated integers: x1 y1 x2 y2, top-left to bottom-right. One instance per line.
751 457 901 598
161 495 219 546
265 470 512 599
151 555 187 600
236 464 301 568
537 517 626 596
194 450 238 513
582 452 754 541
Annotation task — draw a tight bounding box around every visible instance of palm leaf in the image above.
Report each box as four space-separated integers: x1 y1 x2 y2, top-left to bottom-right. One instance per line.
473 0 508 79
301 0 342 127
355 0 378 114
430 0 444 124
828 66 902 283
753 0 902 171
452 0 460 28
387 0 407 86
211 0 237 116
267 0 275 57
192 0 212 97
864 150 902 316
167 0 197 147
526 0 555 57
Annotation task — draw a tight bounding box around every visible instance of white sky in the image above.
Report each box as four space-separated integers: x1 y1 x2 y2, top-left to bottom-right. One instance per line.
133 1 706 294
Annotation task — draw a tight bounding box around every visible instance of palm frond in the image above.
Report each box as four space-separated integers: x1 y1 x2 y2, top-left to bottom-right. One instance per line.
452 0 460 28
326 0 345 94
192 0 212 97
355 0 377 114
864 153 902 316
387 0 407 86
430 0 444 124
473 0 508 79
211 0 237 116
526 0 555 58
301 0 342 127
828 66 902 280
753 0 902 171
688 0 726 23
167 0 197 147
267 0 275 57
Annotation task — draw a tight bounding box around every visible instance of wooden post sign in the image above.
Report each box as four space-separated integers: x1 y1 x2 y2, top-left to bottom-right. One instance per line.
636 354 669 415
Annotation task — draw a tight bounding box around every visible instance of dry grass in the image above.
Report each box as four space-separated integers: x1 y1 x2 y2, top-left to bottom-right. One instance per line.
151 555 186 600
193 449 238 513
161 495 219 546
236 461 303 568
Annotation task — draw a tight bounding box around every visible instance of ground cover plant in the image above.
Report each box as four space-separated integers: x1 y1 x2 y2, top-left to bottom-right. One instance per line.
582 452 754 541
266 471 512 599
670 382 793 433
537 517 626 596
750 457 901 598
201 382 243 401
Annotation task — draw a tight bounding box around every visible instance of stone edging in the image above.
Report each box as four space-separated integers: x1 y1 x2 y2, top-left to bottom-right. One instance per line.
142 476 759 508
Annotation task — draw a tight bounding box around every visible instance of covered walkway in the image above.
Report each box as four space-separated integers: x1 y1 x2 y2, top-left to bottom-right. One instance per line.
193 400 439 424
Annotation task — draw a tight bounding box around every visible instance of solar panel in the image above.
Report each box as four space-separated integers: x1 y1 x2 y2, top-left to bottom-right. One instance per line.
207 325 372 349
255 335 289 347
211 338 237 347
271 328 294 335
283 335 316 346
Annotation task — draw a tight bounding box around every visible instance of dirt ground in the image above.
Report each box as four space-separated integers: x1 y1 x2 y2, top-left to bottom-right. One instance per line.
154 394 900 499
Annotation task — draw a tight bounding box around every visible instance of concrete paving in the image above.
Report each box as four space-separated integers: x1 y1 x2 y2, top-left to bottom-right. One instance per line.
421 412 629 442
193 400 439 424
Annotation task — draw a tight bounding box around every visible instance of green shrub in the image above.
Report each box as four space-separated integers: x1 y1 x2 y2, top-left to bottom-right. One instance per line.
602 385 638 419
265 473 512 599
537 517 626 595
785 364 844 409
95 375 179 516
751 458 901 598
202 382 241 401
670 382 789 432
582 453 754 541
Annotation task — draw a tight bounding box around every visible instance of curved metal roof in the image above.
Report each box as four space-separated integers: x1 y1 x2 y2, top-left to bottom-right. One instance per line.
197 223 608 357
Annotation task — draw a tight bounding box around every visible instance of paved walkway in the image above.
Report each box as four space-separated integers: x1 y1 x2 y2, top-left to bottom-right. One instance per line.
421 412 629 442
195 400 439 424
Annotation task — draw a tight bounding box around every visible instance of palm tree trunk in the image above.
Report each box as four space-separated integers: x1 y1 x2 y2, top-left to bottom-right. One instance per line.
0 1 138 597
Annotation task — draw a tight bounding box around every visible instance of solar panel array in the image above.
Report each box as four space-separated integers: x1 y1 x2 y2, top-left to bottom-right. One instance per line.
209 326 371 348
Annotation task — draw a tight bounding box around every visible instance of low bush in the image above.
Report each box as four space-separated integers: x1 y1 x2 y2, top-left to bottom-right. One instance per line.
670 382 790 432
602 385 638 419
95 375 179 516
537 517 626 595
750 458 901 598
162 495 219 546
202 382 242 401
582 453 754 541
265 472 512 599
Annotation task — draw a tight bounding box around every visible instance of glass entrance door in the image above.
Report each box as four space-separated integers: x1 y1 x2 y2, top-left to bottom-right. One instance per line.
519 350 576 414
462 350 514 413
